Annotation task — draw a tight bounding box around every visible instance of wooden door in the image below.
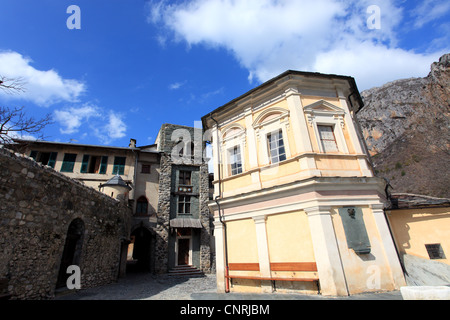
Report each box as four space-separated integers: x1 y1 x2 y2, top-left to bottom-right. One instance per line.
177 238 190 265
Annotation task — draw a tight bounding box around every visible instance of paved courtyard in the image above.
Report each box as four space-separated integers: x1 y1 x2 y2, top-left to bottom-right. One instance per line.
55 272 403 300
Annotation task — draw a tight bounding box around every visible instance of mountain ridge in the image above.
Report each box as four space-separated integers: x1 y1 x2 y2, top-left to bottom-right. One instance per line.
358 53 450 198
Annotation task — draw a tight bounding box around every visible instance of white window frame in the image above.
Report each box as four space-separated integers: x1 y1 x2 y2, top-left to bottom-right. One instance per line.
266 129 287 164
220 124 246 177
253 107 291 166
304 100 349 154
228 145 243 176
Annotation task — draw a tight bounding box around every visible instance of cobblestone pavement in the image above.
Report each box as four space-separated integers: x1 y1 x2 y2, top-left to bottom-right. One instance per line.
55 272 403 300
56 273 217 300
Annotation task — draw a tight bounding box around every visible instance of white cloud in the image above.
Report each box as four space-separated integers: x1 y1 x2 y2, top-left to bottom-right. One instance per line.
410 0 450 29
169 81 186 90
54 103 101 134
0 51 85 106
148 0 448 90
103 113 127 140
313 41 445 90
54 104 127 144
91 112 127 144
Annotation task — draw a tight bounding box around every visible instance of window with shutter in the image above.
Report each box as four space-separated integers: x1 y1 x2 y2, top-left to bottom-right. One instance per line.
112 156 126 175
61 153 77 172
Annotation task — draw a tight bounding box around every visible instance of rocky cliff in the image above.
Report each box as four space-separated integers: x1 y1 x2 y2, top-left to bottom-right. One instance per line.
358 53 450 198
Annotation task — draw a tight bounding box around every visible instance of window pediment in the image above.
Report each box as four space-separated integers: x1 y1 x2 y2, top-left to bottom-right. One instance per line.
303 100 345 116
252 107 289 129
221 123 246 143
304 100 345 128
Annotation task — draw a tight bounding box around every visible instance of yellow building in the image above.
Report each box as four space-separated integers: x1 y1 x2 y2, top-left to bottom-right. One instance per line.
386 193 450 266
202 70 406 296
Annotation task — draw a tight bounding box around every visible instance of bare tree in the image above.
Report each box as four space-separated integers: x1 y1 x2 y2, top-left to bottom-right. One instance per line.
0 76 26 94
0 76 52 144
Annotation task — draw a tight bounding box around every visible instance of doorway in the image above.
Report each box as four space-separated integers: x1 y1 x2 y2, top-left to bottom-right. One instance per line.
128 227 152 272
56 218 85 289
177 238 191 265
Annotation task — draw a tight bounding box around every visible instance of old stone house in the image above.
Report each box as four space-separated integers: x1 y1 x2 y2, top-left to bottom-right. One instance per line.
9 123 213 279
153 124 212 274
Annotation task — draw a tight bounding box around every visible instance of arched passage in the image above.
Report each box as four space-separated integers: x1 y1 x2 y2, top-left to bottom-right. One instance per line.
127 226 153 272
56 218 85 288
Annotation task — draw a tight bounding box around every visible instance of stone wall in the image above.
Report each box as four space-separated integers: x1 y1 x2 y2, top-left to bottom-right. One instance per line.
154 154 172 273
0 147 131 299
154 124 213 274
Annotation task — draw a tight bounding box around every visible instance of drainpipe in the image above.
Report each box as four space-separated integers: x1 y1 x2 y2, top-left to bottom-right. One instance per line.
210 114 230 293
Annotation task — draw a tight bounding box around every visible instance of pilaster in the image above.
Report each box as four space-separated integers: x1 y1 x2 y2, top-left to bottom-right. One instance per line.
253 215 272 293
305 206 349 296
213 219 226 292
370 204 406 288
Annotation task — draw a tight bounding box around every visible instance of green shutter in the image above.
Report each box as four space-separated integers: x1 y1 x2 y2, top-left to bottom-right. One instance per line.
61 153 77 172
30 151 38 160
113 157 126 175
47 152 57 168
80 155 90 173
99 156 108 174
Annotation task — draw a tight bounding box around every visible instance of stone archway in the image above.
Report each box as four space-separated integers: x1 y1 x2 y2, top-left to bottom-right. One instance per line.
56 218 85 289
128 226 153 272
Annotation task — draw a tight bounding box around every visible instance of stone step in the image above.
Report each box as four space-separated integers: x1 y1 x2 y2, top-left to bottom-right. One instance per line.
168 265 205 277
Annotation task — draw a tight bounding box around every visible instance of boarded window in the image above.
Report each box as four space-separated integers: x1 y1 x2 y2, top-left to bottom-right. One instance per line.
318 125 338 152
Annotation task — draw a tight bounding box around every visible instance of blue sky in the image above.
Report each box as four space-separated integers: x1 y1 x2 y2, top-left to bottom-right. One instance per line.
0 0 448 148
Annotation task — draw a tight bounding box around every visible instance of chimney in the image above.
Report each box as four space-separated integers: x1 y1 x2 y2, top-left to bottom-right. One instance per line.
129 138 136 148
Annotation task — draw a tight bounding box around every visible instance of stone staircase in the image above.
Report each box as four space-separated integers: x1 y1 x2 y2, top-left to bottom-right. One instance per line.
168 265 205 278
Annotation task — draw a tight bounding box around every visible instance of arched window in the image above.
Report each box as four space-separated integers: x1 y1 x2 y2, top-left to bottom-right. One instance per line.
136 196 149 216
220 124 246 177
252 107 291 165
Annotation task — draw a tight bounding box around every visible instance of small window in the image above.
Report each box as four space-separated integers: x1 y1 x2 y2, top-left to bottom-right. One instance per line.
61 153 77 172
229 146 242 175
178 195 191 214
82 155 105 174
178 141 195 159
136 196 149 216
141 164 151 174
179 170 191 186
112 156 126 175
318 125 338 152
267 130 286 164
30 151 57 168
425 244 446 259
